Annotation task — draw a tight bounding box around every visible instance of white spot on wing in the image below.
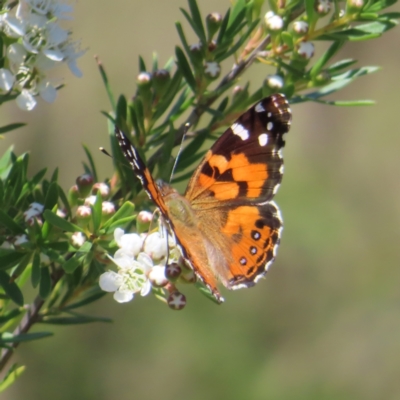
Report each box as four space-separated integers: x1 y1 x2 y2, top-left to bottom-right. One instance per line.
255 102 265 113
272 182 281 195
267 121 273 131
231 123 249 140
258 133 268 147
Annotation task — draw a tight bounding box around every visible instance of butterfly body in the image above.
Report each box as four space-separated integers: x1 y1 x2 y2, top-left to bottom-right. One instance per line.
116 93 292 303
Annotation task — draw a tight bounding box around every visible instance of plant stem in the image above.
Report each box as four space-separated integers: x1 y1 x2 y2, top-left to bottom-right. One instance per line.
0 269 64 372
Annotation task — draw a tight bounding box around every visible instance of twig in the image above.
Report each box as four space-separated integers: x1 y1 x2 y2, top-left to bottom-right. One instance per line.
0 269 64 372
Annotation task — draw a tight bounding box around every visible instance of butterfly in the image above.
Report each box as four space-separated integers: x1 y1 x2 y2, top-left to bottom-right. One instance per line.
115 93 292 303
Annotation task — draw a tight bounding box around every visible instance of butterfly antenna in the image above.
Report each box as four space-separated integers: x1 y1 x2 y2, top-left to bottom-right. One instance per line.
100 147 112 158
169 123 190 184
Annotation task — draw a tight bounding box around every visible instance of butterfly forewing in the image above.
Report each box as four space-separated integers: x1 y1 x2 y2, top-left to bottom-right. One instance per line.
185 94 292 206
115 127 169 217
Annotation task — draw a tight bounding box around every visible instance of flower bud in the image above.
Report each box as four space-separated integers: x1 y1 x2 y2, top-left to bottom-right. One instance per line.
316 0 331 15
265 74 284 90
206 12 222 40
167 291 187 310
293 21 309 35
152 69 170 96
165 262 182 282
136 210 153 233
148 265 168 287
76 174 93 198
68 184 80 206
76 205 91 224
265 11 284 31
92 182 110 198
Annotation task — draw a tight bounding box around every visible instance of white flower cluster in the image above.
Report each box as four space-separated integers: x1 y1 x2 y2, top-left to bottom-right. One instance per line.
99 227 180 303
0 0 84 111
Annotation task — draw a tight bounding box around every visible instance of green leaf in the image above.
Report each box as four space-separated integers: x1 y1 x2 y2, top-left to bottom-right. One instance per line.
39 267 51 299
62 288 107 310
0 123 26 134
310 41 345 79
175 46 197 92
0 271 24 306
318 20 398 41
116 94 128 126
57 184 72 217
31 252 41 288
44 181 59 211
97 56 116 113
138 55 147 72
194 281 221 304
91 191 103 233
103 215 136 233
326 59 357 74
102 201 136 230
82 144 98 183
152 69 183 121
177 130 209 172
180 0 206 43
310 98 375 106
0 331 53 344
364 0 397 12
62 253 83 273
0 250 25 271
0 364 25 392
216 9 230 44
43 210 84 232
0 308 23 324
40 315 112 325
0 210 24 234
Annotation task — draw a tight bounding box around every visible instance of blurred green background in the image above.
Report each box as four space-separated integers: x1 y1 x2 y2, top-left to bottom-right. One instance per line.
2 1 400 399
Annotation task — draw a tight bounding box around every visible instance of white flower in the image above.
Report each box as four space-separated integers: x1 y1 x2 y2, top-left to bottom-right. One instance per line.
114 228 143 257
23 202 44 221
0 69 15 91
16 89 37 111
14 234 29 246
266 74 284 89
144 231 168 260
7 43 27 66
204 62 220 78
100 250 152 303
264 11 283 31
71 231 86 247
297 42 315 59
38 80 57 103
1 0 84 110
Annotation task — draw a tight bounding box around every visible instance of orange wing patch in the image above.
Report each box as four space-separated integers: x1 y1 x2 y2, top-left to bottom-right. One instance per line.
220 204 282 288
